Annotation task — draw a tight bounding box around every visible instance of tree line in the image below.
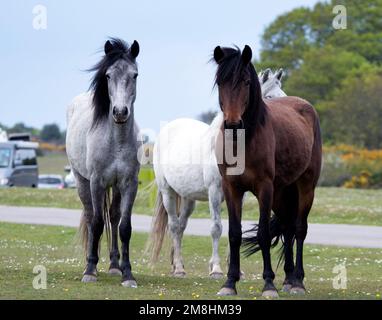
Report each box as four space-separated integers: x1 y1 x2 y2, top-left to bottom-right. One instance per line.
0 122 65 144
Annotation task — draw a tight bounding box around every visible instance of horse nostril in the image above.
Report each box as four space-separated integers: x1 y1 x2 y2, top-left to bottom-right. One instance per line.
122 107 128 116
224 120 244 130
112 107 117 116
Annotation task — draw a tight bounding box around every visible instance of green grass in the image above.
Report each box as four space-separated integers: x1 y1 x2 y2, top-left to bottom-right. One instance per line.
0 222 381 300
1 187 382 226
37 153 69 176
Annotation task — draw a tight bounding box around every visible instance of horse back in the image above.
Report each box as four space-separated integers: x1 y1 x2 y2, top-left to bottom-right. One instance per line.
265 96 321 186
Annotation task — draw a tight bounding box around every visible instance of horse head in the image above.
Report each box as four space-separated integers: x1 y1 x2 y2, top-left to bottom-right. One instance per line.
89 38 140 127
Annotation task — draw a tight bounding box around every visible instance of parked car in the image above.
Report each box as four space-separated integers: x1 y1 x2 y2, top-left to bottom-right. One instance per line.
64 169 77 188
38 174 65 189
0 141 39 188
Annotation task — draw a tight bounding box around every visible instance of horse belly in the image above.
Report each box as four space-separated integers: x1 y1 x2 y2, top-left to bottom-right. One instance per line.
275 133 314 185
164 164 208 200
154 118 210 201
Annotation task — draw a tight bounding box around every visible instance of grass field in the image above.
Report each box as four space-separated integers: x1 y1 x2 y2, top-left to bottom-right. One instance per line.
0 187 381 226
0 222 381 300
37 154 70 176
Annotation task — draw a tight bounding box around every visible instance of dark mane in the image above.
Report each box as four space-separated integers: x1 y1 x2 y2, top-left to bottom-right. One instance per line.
213 47 242 88
213 47 267 132
88 38 133 128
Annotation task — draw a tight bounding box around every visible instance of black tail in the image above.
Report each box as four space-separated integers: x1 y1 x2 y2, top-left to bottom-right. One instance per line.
242 215 286 268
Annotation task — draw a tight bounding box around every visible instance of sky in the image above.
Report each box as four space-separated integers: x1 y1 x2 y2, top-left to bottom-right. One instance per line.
0 0 319 137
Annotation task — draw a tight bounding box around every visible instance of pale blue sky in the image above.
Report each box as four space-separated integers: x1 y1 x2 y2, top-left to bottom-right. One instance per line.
0 0 319 134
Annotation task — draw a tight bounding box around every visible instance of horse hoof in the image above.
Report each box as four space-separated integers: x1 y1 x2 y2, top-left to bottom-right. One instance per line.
262 290 279 299
209 272 224 280
173 271 186 278
217 287 237 296
81 274 97 283
108 268 122 276
281 284 292 293
121 280 138 288
290 287 306 295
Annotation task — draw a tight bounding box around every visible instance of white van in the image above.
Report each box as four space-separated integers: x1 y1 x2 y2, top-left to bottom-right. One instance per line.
0 141 39 187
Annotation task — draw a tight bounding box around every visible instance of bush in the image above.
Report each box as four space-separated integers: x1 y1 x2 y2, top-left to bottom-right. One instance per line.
319 151 351 187
320 145 382 188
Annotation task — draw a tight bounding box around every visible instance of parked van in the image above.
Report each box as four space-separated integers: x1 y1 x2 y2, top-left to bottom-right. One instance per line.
0 141 39 187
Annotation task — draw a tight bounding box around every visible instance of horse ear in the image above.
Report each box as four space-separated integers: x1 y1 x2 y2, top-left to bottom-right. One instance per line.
104 40 114 55
130 40 140 59
214 46 225 64
242 45 252 65
276 68 284 81
262 68 271 83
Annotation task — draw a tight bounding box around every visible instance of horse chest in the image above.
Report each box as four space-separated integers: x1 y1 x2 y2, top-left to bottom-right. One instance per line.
98 154 137 185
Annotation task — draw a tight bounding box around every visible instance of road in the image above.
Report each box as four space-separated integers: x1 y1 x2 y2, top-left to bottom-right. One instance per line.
0 205 381 248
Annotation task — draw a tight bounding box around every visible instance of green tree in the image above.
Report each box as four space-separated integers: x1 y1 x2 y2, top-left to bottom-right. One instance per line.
7 122 39 135
320 65 382 148
284 45 368 106
258 0 382 72
40 123 61 142
258 7 313 72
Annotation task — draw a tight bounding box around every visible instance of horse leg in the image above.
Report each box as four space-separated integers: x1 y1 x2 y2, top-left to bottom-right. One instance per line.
176 198 195 275
274 185 298 293
108 187 122 275
281 225 295 292
82 178 105 282
119 177 138 288
257 180 278 298
73 172 96 282
291 186 314 294
162 190 185 277
208 185 224 279
217 183 243 296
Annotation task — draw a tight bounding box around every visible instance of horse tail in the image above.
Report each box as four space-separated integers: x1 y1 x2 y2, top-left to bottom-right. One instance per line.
78 211 88 255
103 188 112 252
242 215 285 267
78 188 111 255
146 189 180 263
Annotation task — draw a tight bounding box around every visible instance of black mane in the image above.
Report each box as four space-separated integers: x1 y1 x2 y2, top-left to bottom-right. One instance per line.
213 47 267 131
88 38 133 128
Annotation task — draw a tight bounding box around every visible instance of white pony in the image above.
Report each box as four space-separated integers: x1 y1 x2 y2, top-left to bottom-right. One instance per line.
148 69 286 278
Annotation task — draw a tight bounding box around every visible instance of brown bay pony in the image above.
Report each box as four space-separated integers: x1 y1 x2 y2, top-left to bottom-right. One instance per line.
212 45 322 298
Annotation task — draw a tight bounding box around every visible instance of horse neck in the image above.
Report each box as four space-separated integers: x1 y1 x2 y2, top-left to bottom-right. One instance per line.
242 79 266 137
109 110 136 146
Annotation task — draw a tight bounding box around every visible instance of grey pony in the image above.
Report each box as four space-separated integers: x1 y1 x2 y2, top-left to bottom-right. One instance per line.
66 38 141 287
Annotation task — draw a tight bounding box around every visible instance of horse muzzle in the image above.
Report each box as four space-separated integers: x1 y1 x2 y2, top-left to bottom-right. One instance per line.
224 120 244 130
112 106 129 124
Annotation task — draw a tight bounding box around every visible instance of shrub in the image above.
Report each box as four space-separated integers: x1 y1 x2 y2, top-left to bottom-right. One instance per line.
320 144 382 188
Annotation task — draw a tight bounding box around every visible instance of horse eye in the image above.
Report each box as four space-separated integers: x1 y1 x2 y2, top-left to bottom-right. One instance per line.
244 79 250 86
106 74 111 80
133 74 138 80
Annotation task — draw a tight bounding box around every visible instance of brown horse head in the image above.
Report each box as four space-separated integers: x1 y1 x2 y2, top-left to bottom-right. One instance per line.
213 45 264 130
